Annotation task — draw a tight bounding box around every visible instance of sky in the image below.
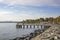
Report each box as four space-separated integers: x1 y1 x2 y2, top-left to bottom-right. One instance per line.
0 0 60 21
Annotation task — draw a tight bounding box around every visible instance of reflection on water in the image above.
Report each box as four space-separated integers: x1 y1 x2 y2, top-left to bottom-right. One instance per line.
0 23 42 40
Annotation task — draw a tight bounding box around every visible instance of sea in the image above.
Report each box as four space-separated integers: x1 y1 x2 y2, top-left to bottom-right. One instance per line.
0 23 42 40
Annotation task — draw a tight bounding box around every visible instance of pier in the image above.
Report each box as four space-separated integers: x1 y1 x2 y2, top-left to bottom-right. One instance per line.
16 22 51 29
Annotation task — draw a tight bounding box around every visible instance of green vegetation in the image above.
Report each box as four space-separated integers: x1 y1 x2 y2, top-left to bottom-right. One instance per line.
53 16 60 24
22 16 60 24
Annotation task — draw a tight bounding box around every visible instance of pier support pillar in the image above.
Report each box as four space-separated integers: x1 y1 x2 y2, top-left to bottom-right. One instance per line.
34 25 35 28
26 25 28 28
23 25 25 29
41 25 42 29
30 25 32 28
37 25 39 28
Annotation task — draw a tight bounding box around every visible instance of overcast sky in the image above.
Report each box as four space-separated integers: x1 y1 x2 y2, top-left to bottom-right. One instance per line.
0 0 60 21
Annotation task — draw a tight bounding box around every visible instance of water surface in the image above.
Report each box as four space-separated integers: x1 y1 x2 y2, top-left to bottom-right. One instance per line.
0 23 42 40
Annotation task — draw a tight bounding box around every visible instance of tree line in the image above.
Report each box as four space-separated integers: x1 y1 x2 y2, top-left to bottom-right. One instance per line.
22 16 60 24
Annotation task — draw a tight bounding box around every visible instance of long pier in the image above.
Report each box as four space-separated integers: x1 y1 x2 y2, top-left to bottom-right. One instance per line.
16 22 51 29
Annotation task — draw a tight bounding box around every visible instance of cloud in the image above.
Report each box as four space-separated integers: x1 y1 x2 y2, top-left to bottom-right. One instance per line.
0 10 35 21
0 10 15 21
0 10 13 15
0 0 3 2
0 0 60 21
0 0 60 6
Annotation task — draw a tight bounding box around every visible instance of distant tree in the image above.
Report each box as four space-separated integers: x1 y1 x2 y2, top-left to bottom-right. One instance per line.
21 16 60 24
48 17 54 23
45 18 49 22
53 18 57 24
56 16 60 24
35 19 40 23
22 20 25 23
40 18 44 22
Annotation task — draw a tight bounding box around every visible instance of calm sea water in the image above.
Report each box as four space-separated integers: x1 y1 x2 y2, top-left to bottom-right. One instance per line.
0 23 42 40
